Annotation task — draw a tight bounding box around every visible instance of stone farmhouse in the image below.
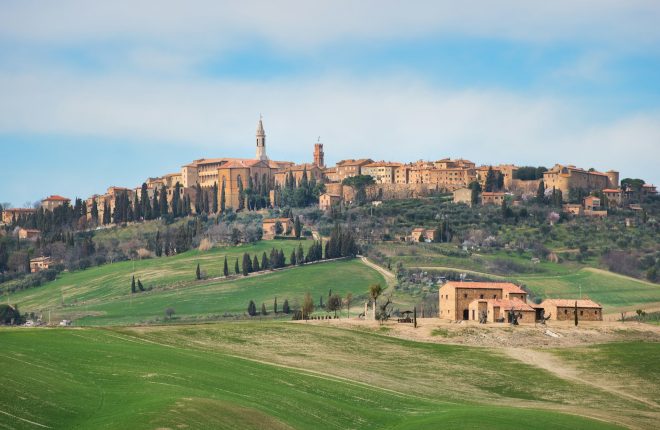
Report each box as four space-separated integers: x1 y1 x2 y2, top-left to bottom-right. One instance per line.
439 281 602 324
30 256 53 273
262 217 294 240
538 299 602 321
410 227 438 242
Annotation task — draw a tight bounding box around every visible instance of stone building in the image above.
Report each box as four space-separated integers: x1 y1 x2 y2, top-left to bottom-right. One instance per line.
30 256 52 273
273 163 324 187
361 162 402 184
262 217 294 240
542 164 617 198
334 159 374 182
313 143 325 168
452 187 473 206
319 193 341 211
467 298 536 323
480 191 505 205
41 195 70 211
439 281 528 321
538 299 602 321
1 208 36 224
410 227 437 242
18 227 40 240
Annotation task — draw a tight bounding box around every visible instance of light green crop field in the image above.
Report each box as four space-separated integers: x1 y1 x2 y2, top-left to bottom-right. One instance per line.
0 324 642 429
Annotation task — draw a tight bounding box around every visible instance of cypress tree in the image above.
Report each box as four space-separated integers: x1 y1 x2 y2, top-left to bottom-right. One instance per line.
152 190 160 218
235 258 240 275
137 279 145 292
91 199 99 223
212 182 219 213
220 179 226 213
159 185 168 215
195 183 202 214
131 276 136 294
223 256 229 277
297 242 304 265
290 249 297 266
261 252 268 271
261 303 267 316
537 180 546 201
196 263 201 280
141 183 151 220
172 182 181 217
274 297 278 314
484 166 496 192
242 253 250 276
247 300 257 316
133 192 141 221
253 255 260 272
294 215 302 239
283 299 290 314
237 176 244 211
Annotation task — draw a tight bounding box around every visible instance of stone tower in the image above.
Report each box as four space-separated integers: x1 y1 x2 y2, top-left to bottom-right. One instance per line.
606 170 619 188
256 116 268 161
313 142 324 168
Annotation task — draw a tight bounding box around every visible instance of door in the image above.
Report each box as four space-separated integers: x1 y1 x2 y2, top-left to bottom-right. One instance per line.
463 309 469 320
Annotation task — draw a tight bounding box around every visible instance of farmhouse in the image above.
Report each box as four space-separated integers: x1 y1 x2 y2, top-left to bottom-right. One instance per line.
262 217 294 240
539 299 602 321
410 227 437 242
18 228 41 241
468 298 536 323
480 191 505 205
30 256 53 273
439 281 528 321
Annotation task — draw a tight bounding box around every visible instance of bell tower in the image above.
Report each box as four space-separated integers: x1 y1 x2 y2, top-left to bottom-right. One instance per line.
313 138 324 168
256 115 268 161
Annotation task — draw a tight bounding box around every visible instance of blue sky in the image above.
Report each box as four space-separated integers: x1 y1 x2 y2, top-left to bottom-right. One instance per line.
1 1 659 205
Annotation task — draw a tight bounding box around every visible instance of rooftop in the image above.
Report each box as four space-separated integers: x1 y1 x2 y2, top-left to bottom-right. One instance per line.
43 195 70 202
540 299 602 309
443 281 526 295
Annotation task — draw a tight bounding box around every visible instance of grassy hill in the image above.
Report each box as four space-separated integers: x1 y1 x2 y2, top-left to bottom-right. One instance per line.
0 324 645 429
377 243 660 311
4 240 386 325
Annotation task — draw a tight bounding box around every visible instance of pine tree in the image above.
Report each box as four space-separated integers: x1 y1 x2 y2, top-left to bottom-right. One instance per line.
235 258 240 275
196 263 201 280
131 276 136 294
223 256 229 277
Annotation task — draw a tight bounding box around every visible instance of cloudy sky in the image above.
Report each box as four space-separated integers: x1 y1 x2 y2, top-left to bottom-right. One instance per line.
1 1 659 205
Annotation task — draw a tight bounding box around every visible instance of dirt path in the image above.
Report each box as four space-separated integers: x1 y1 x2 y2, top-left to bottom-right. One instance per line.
503 348 660 409
359 257 395 287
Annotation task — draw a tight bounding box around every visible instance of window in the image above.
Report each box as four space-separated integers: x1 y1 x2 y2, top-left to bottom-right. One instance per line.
580 310 584 316
464 294 468 298
493 294 497 298
564 309 568 314
480 294 484 299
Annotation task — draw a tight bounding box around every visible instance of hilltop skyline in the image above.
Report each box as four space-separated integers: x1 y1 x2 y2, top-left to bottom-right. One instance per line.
1 1 660 204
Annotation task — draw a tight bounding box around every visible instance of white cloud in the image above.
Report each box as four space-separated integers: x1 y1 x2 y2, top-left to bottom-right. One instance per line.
1 1 659 52
0 69 658 184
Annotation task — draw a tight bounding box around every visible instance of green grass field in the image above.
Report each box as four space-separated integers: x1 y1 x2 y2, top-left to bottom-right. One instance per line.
379 243 660 311
0 324 640 429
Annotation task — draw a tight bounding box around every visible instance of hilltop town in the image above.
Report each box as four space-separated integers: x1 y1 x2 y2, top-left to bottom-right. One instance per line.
2 117 656 230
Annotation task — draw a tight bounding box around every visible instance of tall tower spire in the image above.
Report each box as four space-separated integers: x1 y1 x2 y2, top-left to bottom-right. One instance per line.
255 115 268 160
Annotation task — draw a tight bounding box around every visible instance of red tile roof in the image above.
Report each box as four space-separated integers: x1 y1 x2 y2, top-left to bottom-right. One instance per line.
443 281 526 295
43 195 70 202
540 299 602 309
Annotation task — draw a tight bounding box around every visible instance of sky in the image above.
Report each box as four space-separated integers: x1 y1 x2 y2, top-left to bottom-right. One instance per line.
1 0 659 206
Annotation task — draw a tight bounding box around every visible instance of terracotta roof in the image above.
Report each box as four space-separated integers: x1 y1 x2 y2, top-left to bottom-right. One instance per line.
443 281 526 294
220 159 268 169
478 298 535 311
363 161 402 168
540 299 602 309
336 158 373 166
602 188 621 193
43 195 70 202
